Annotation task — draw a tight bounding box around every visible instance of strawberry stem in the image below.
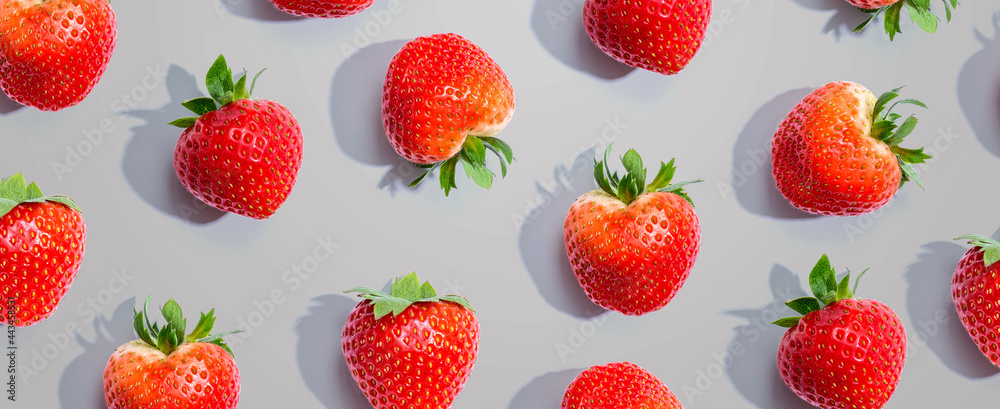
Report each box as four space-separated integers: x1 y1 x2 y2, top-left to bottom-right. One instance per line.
592 145 701 206
773 254 870 328
0 173 81 218
852 0 959 40
344 272 473 319
133 295 241 357
956 234 1000 267
168 54 266 128
408 136 514 196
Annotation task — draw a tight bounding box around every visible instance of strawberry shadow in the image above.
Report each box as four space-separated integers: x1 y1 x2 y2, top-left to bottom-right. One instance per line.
0 91 23 115
788 0 868 40
217 0 304 21
957 13 1000 158
904 241 1000 379
517 147 608 319
507 368 581 408
731 88 819 220
329 40 423 196
724 264 815 409
294 294 371 409
57 298 137 409
120 64 226 225
529 0 635 80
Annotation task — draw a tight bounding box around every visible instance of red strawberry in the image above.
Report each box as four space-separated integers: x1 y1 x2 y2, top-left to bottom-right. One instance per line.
773 254 907 409
268 0 374 18
561 362 683 409
382 33 515 196
583 0 711 75
104 296 241 409
771 81 931 216
169 54 303 220
0 173 85 327
342 273 479 409
0 0 116 111
952 234 1000 367
564 146 701 316
850 0 959 41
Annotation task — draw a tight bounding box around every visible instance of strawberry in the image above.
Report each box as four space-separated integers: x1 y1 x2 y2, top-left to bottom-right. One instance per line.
771 81 931 216
342 273 478 409
850 0 959 41
103 296 242 409
0 0 116 111
382 33 515 196
169 54 303 220
563 146 701 316
268 0 374 18
561 362 683 409
583 0 711 75
0 173 84 327
952 234 1000 367
773 254 907 409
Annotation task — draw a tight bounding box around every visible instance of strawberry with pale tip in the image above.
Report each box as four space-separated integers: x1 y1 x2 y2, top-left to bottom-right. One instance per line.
850 0 959 40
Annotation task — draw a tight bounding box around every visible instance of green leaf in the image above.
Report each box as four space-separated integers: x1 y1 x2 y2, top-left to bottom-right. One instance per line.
372 298 411 319
206 54 234 105
835 273 853 301
0 173 26 203
248 68 267 97
892 146 931 164
621 149 646 187
888 98 928 113
0 199 17 218
646 159 676 191
871 120 898 142
209 339 236 358
24 182 42 200
391 273 421 301
808 254 837 304
439 295 475 312
873 89 902 120
43 196 82 213
905 0 938 34
419 282 437 299
602 144 618 189
852 268 870 296
897 159 925 190
785 297 821 315
408 162 439 189
181 97 217 116
853 11 881 33
483 143 509 177
658 179 704 194
133 309 154 347
479 136 513 163
439 157 459 196
955 234 1000 267
617 174 639 205
772 317 802 328
168 117 199 128
186 310 216 342
594 159 615 197
463 137 487 166
882 116 918 146
197 330 243 344
460 154 494 189
884 2 904 40
232 72 250 101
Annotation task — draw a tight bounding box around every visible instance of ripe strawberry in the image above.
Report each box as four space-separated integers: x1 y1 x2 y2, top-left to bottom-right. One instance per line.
0 0 117 111
771 81 931 216
773 254 907 409
850 0 959 40
952 234 1000 367
561 362 683 409
103 296 242 409
382 33 515 196
268 0 374 18
342 273 479 409
563 146 701 316
0 173 84 327
169 54 303 220
583 0 711 75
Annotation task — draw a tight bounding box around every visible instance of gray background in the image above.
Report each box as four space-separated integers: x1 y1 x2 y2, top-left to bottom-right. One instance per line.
3 0 1000 407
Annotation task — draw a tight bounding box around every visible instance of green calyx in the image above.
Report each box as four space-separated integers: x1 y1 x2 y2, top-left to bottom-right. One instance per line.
344 272 474 320
168 54 266 128
593 144 702 206
772 254 870 328
868 86 932 190
0 173 81 218
853 0 959 41
133 295 242 358
408 135 514 196
955 234 1000 267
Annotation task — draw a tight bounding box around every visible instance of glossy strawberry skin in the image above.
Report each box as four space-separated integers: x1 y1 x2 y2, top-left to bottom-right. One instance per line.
564 190 700 316
103 340 240 409
268 0 375 18
0 202 85 327
562 362 682 409
777 299 906 409
341 300 479 409
174 99 303 220
772 81 901 216
952 247 1000 366
846 0 898 8
382 33 514 165
0 0 116 111
583 0 711 75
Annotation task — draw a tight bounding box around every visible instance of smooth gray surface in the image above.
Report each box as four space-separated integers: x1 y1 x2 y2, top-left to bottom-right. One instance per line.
3 0 1000 408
